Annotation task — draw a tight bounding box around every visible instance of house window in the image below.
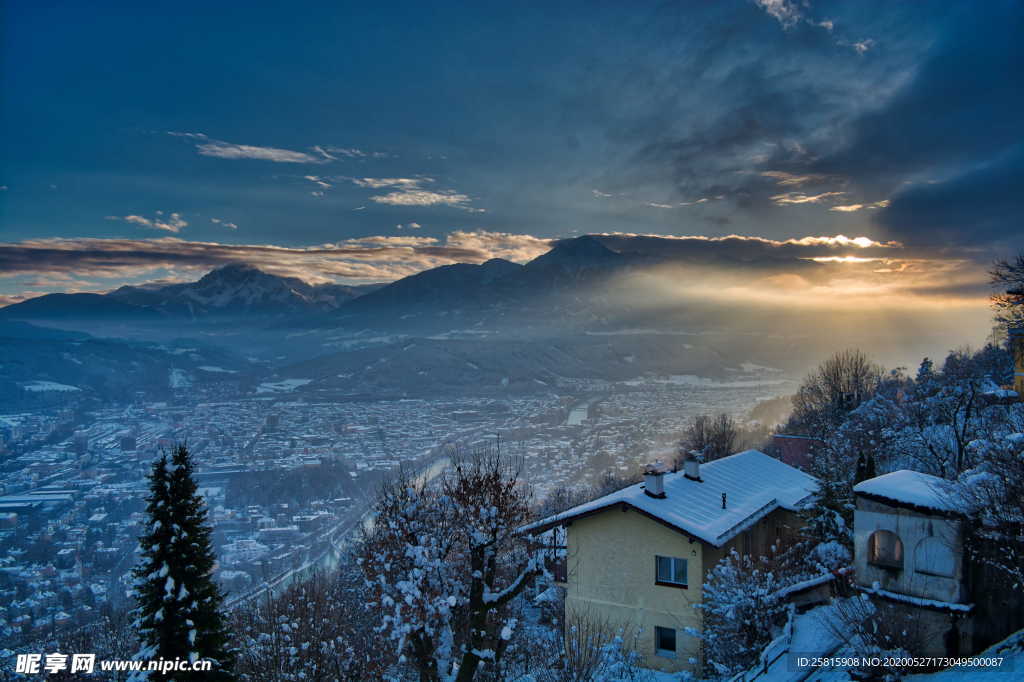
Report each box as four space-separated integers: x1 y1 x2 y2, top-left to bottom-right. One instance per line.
655 555 688 587
868 530 904 569
914 537 956 577
655 626 677 657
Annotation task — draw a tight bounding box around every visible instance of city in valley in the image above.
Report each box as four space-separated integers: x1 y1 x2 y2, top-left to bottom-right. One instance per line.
0 361 789 644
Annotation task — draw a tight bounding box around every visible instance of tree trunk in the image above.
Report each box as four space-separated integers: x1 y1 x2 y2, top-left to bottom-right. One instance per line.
455 652 481 682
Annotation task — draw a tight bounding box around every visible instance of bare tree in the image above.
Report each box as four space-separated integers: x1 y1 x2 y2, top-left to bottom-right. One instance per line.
553 606 643 682
45 609 136 681
678 413 738 463
231 566 387 682
826 595 936 677
537 485 594 519
358 445 549 682
787 349 883 438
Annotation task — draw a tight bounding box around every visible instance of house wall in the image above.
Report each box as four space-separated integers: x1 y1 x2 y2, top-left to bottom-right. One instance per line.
563 505 801 674
565 507 704 674
1010 328 1024 395
704 509 803 567
853 496 965 604
865 599 973 658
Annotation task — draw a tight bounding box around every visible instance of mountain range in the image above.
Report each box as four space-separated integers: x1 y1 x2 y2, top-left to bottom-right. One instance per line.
2 235 876 395
0 234 981 400
1 262 383 321
0 236 638 331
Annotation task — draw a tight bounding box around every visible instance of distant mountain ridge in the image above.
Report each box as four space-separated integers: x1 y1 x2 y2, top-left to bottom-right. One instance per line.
0 236 846 396
342 258 524 313
0 235 704 331
1 263 383 321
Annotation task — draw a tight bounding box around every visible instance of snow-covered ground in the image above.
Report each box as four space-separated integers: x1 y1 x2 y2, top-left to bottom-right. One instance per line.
907 629 1024 680
727 602 1024 682
20 380 81 392
735 362 784 374
256 378 313 393
198 365 237 373
584 329 701 337
168 368 192 388
624 375 791 389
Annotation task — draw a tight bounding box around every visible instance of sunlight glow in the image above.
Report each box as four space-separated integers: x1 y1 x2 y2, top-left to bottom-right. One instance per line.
808 255 880 263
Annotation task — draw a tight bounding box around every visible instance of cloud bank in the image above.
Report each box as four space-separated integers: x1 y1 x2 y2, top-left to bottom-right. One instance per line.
0 231 553 291
0 232 985 315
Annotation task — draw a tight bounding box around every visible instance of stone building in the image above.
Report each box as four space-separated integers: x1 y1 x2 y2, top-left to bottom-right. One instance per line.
852 470 974 655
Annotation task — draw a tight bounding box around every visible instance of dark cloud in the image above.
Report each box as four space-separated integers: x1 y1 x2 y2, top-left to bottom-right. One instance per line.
550 2 922 230
879 144 1024 247
808 2 1024 246
574 2 1019 250
0 233 552 287
817 4 1022 183
0 231 987 314
4 0 1017 269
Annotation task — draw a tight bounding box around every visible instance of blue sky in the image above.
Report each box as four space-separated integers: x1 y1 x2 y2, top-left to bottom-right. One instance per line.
1 0 1022 308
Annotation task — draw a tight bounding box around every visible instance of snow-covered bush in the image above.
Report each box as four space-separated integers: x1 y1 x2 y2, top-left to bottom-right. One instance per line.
231 566 386 682
699 545 806 677
477 599 646 682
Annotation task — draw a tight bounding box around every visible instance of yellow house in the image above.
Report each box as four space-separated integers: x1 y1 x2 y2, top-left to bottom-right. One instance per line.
527 450 817 675
1010 328 1024 395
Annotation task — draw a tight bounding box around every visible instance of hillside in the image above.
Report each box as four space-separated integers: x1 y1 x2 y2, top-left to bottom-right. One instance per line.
0 320 258 405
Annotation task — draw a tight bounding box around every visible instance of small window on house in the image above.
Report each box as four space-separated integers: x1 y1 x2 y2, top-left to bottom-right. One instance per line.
655 555 688 587
914 537 956 577
868 530 904 569
655 626 677 657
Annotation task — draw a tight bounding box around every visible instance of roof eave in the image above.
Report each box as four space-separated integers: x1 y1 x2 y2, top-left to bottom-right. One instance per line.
855 490 963 518
521 499 707 545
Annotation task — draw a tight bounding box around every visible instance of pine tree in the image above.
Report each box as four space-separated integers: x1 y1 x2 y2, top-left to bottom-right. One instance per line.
853 451 876 484
132 444 234 680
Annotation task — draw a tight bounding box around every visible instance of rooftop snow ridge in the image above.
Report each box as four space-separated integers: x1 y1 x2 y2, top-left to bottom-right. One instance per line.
525 449 818 547
853 470 960 513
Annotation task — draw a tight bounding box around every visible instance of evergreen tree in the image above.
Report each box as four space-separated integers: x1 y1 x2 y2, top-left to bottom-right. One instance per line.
854 452 867 484
132 444 234 680
853 451 876 484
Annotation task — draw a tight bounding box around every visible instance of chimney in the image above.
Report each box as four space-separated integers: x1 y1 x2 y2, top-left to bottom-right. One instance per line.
722 493 727 509
643 460 668 499
683 450 703 482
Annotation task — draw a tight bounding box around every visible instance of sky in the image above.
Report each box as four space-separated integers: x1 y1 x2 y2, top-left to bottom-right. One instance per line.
1 0 1022 317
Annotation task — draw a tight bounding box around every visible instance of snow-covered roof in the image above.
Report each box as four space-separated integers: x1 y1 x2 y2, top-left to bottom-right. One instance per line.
853 469 959 513
524 449 817 547
858 583 973 612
